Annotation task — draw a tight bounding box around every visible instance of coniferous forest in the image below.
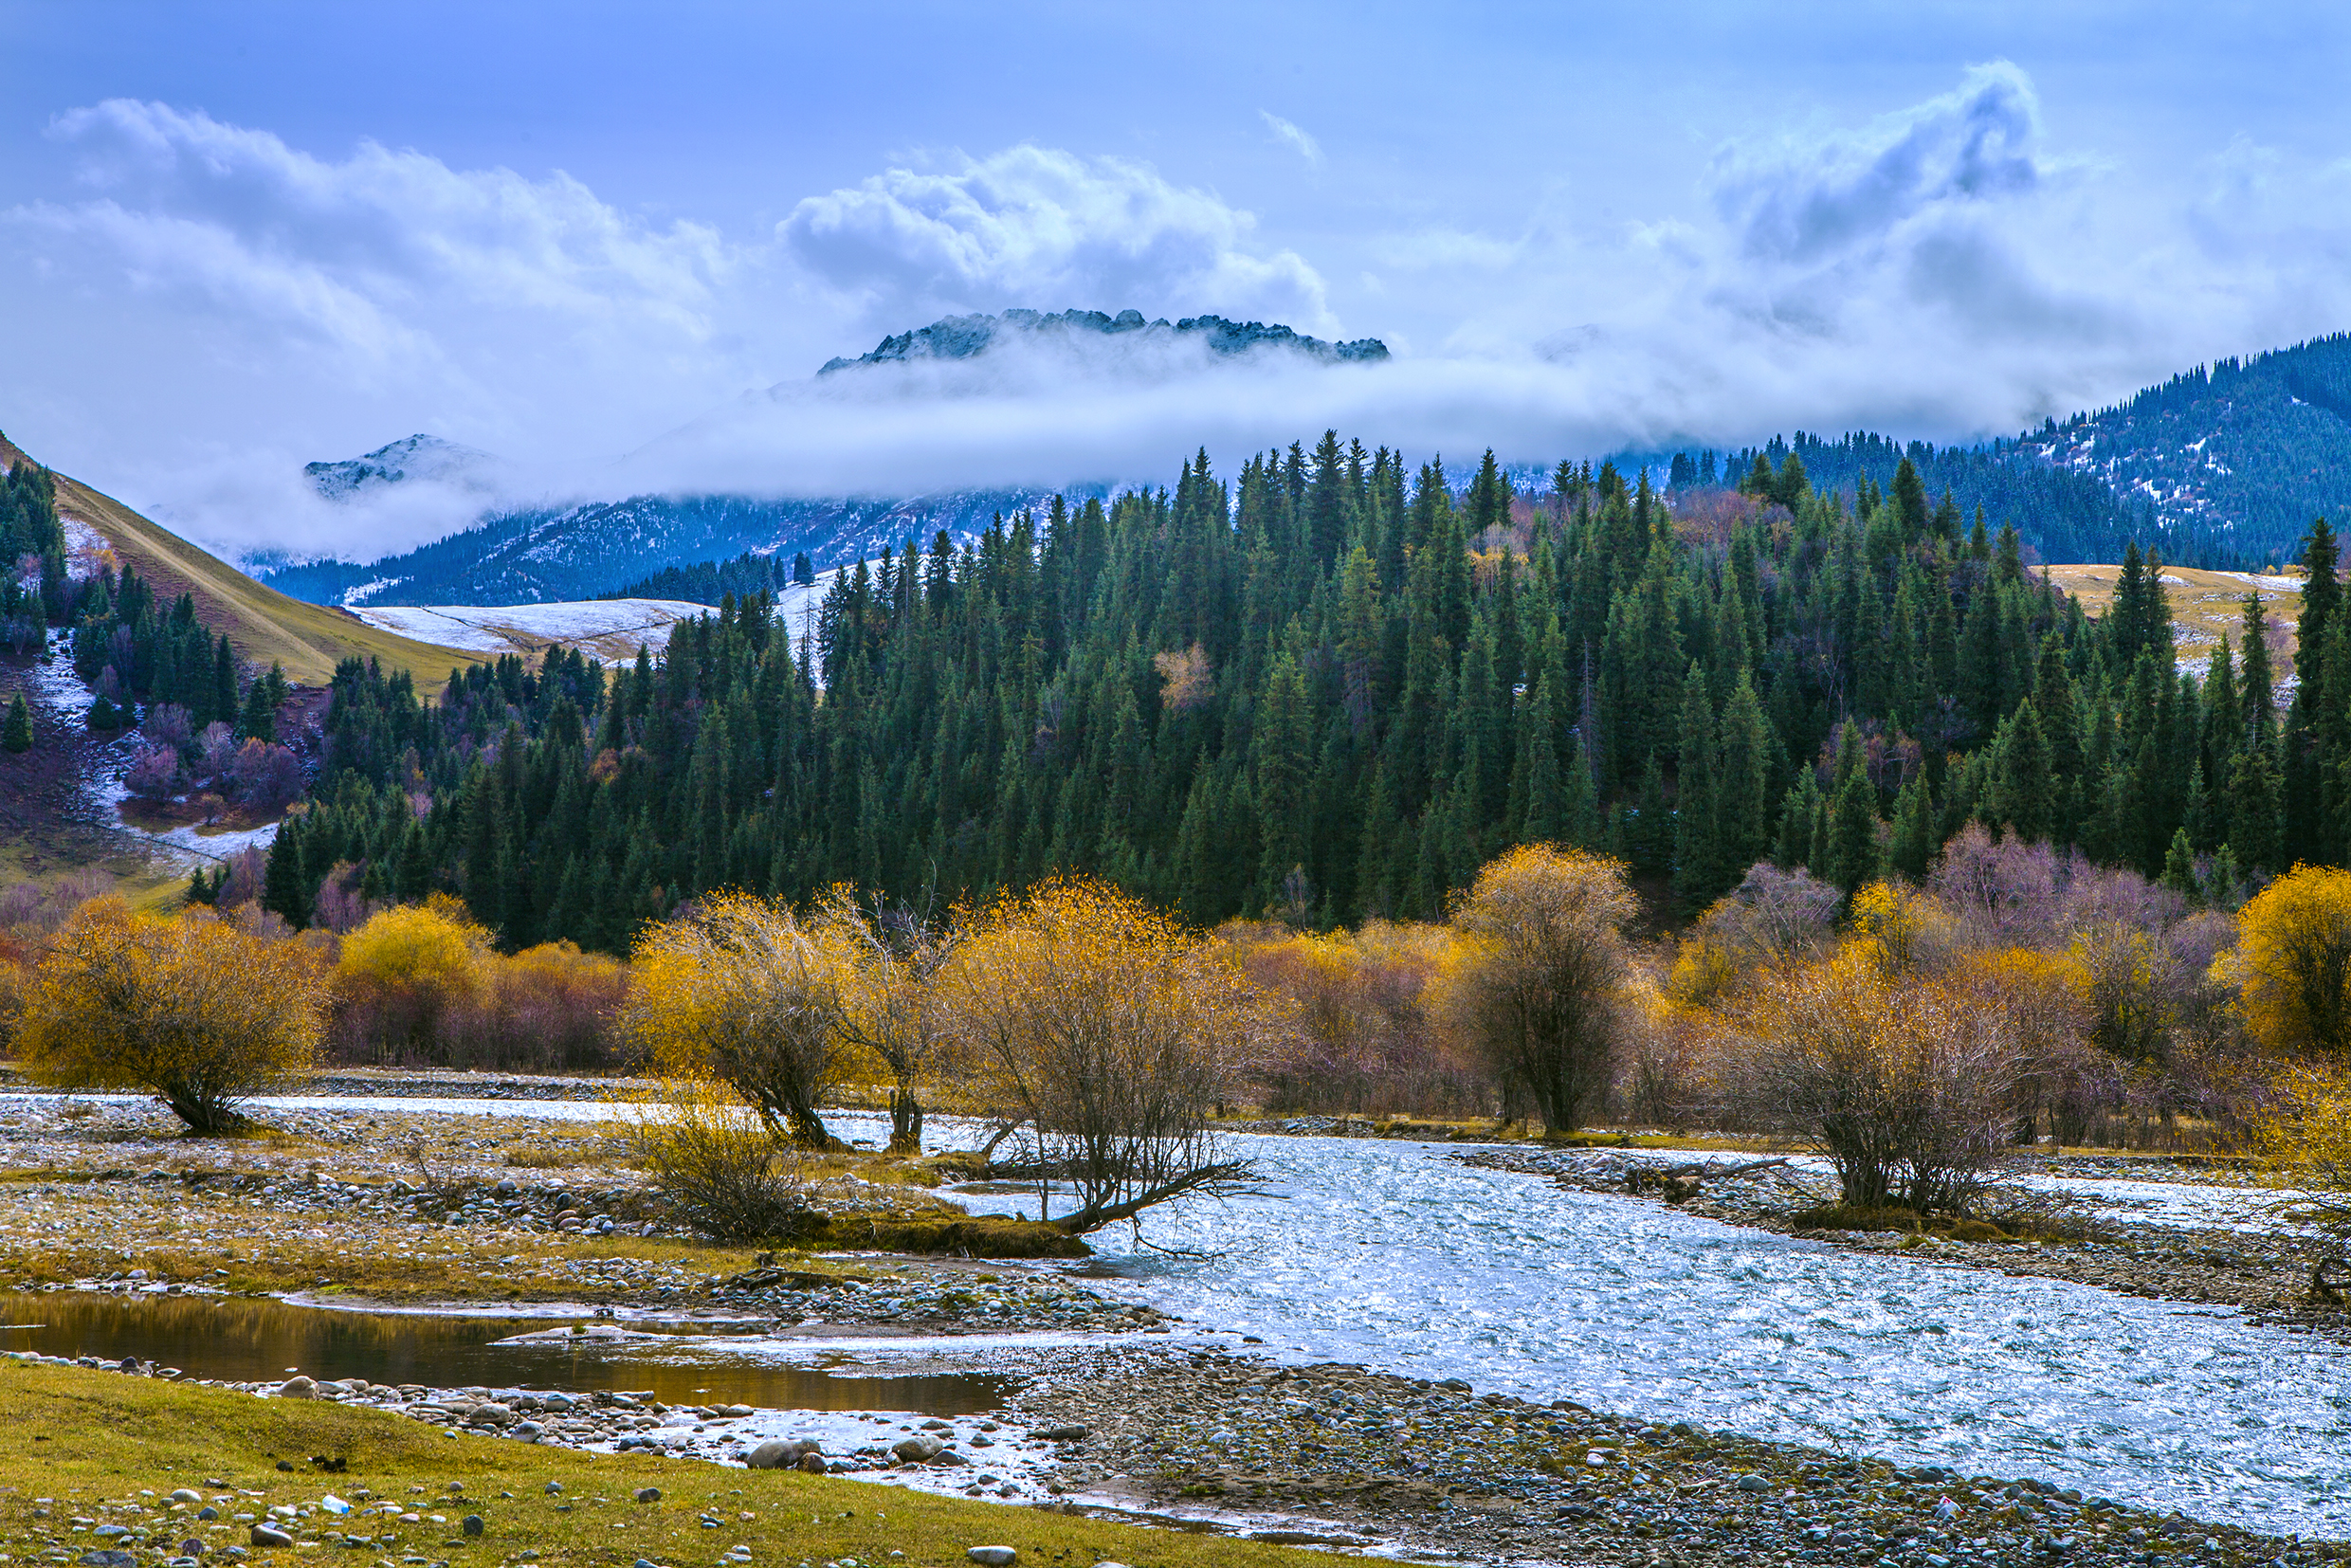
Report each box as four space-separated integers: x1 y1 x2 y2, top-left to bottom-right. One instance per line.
264 435 2335 951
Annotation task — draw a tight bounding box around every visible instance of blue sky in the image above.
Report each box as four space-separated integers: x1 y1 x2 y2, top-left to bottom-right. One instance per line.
3 1 2349 557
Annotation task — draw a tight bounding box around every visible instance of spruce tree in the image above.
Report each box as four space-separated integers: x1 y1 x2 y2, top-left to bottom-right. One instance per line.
1672 664 1722 907
1995 700 2053 843
1827 765 1880 893
1888 776 1936 882
1 693 27 755
2160 828 2198 905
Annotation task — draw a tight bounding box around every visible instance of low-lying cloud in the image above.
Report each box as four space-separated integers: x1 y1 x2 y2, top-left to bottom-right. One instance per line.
10 64 2351 564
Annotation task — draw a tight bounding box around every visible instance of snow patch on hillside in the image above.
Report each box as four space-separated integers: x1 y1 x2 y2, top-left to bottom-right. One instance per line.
349 599 716 664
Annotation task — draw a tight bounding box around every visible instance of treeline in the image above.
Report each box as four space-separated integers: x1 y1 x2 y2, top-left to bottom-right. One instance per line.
259 432 2328 954
1 459 66 639
608 549 816 607
67 563 282 734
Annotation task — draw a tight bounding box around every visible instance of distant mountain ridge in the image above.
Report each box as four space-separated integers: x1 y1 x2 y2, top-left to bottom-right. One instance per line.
816 307 1389 374
257 487 1070 608
2015 334 2351 565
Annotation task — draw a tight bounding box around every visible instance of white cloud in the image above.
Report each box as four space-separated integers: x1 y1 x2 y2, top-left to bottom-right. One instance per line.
1260 112 1323 167
16 68 2351 570
777 143 1329 332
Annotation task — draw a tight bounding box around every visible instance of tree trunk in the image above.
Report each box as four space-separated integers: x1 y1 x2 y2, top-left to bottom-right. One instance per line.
887 1086 923 1156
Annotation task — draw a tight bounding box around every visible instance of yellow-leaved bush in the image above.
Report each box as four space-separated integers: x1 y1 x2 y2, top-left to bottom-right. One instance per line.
18 898 327 1132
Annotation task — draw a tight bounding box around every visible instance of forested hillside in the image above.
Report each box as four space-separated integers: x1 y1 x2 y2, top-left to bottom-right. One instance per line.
2023 334 2351 566
262 432 2332 951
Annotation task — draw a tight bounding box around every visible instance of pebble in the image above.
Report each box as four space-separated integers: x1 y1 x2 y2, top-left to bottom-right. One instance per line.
247 1525 292 1549
964 1550 1016 1567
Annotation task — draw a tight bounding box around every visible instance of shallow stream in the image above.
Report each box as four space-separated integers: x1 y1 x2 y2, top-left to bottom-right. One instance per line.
1065 1132 2351 1541
0 1292 1007 1413
9 1094 2347 1538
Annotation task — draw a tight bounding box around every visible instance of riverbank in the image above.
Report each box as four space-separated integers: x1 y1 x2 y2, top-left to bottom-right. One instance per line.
0 1357 1321 1568
7 1338 2333 1568
0 1092 1150 1327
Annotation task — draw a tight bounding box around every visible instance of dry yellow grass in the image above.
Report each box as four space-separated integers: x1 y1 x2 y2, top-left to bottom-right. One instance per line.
0 429 478 693
2044 562 2304 667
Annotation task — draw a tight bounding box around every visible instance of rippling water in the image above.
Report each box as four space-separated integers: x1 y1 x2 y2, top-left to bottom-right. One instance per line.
1074 1133 2351 1541
11 1090 2344 1536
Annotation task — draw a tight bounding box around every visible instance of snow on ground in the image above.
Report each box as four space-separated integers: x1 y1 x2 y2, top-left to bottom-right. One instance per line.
350 599 717 665
772 568 839 649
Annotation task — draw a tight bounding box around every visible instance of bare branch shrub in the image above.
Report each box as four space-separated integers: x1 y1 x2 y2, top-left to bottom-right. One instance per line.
943 876 1259 1234
1445 846 1637 1135
632 1080 814 1243
815 887 955 1153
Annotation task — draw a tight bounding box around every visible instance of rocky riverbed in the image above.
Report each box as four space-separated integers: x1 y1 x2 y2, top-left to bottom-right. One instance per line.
10 1339 2337 1568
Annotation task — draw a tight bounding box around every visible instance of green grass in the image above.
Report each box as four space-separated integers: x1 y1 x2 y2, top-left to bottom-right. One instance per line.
0 1359 1322 1567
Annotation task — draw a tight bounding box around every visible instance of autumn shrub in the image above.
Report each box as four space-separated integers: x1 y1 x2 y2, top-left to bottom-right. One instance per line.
944 876 1260 1234
1221 919 1485 1117
1444 846 1637 1135
2235 865 2351 1058
1733 949 2023 1213
331 899 489 1063
15 898 327 1132
444 940 629 1072
631 1079 815 1243
625 893 858 1149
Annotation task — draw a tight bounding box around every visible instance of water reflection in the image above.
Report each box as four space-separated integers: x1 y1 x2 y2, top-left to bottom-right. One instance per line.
0 1292 1006 1413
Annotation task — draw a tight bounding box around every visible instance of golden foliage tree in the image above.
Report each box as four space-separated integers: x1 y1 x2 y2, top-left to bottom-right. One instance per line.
815 887 955 1155
333 897 488 1060
2236 865 2351 1057
624 893 855 1149
943 876 1260 1234
2251 1064 2351 1234
1445 846 1636 1135
17 898 327 1133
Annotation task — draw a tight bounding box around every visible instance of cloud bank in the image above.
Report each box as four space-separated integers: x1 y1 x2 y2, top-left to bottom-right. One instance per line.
10 65 2351 563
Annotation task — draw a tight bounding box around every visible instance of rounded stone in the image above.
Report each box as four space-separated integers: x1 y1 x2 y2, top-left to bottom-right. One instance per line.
277 1376 317 1399
966 1550 1017 1567
461 1515 484 1537
633 1487 661 1504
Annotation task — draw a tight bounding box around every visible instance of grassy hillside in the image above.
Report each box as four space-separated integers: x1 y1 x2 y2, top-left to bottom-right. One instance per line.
2044 562 2304 668
0 430 475 691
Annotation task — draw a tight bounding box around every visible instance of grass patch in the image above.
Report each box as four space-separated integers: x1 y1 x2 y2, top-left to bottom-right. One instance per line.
0 1359 1325 1567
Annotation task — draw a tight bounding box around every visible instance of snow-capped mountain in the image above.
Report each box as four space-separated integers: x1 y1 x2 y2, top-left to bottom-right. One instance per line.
303 433 507 501
817 308 1389 374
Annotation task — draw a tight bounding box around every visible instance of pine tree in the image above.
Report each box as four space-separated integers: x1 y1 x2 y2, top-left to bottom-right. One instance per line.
2160 828 2198 905
1672 664 1722 907
1 693 27 754
1888 776 1936 881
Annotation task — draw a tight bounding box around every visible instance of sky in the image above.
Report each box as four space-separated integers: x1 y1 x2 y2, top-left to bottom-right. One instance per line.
3 1 2350 561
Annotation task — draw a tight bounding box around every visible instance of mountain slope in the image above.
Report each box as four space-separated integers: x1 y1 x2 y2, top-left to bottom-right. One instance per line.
2020 334 2351 565
817 307 1388 374
0 430 480 689
259 487 1051 606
